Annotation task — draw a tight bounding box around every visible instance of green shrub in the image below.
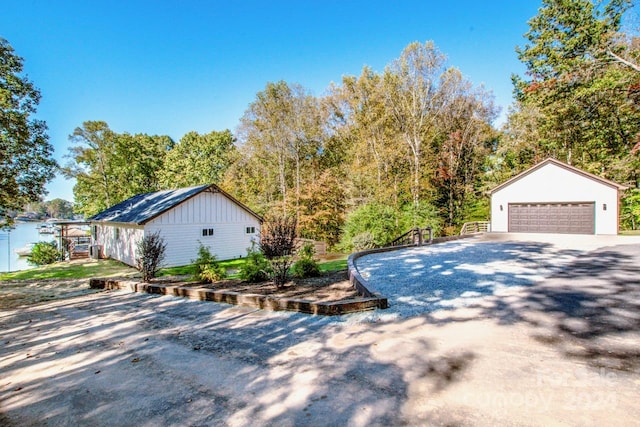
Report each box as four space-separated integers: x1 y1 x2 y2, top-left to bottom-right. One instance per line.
192 243 226 283
199 263 226 283
291 242 320 278
239 243 271 282
399 202 442 236
351 232 377 251
340 203 400 251
27 241 61 266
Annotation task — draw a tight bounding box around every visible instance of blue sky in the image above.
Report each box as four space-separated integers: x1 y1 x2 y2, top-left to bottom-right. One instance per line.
2 1 542 202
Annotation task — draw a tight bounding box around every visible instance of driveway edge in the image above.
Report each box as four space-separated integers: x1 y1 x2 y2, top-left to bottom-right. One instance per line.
347 234 478 305
89 279 387 315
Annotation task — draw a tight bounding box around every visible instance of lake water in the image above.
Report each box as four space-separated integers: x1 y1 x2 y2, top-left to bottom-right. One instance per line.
0 222 58 272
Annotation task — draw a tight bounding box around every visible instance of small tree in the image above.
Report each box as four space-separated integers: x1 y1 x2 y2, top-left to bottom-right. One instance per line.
27 241 61 266
192 243 226 283
135 231 167 282
291 242 320 278
260 215 297 288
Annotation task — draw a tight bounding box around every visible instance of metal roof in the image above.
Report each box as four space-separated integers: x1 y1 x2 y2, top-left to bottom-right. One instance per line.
88 184 262 225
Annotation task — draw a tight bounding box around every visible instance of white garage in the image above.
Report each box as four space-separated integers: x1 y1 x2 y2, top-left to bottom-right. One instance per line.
490 158 627 235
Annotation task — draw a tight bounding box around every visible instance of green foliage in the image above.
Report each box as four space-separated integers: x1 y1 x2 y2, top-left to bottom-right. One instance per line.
159 130 236 188
351 232 377 251
506 0 639 190
0 38 57 226
135 231 167 282
239 244 271 282
192 243 226 283
64 121 173 217
229 81 322 215
621 189 640 230
463 197 490 222
341 203 400 250
0 259 135 281
515 0 629 83
291 242 320 278
45 198 74 219
297 170 346 247
399 202 442 236
199 263 227 283
27 242 61 266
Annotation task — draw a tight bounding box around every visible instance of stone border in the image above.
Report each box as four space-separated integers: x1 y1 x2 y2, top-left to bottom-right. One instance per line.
347 234 478 303
89 279 388 316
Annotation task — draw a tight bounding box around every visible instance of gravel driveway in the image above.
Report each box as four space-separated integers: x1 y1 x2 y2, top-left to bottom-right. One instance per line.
2 233 640 426
354 235 582 321
354 234 640 323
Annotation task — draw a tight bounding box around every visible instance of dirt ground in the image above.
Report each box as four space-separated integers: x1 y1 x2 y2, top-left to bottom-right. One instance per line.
0 278 97 309
1 236 640 426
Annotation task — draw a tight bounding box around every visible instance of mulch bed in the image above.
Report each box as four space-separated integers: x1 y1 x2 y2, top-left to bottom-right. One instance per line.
195 270 360 302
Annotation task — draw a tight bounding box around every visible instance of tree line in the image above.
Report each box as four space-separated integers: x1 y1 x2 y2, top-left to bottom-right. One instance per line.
3 0 640 241
63 40 498 248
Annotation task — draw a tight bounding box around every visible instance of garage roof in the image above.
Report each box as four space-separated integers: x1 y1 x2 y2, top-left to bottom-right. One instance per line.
490 158 628 194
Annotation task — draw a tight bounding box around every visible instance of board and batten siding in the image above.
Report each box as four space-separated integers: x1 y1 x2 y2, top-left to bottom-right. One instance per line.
491 162 620 235
96 224 144 267
145 191 261 266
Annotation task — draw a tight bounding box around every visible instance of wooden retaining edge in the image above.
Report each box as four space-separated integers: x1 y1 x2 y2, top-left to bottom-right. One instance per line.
89 278 387 316
347 233 479 306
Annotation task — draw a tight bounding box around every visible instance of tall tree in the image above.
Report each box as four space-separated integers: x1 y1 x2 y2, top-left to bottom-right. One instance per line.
383 41 449 210
509 0 639 178
115 133 173 197
64 121 173 216
297 170 346 246
159 130 234 188
0 38 57 226
64 121 118 215
331 68 408 208
433 68 497 226
234 81 323 216
45 198 74 219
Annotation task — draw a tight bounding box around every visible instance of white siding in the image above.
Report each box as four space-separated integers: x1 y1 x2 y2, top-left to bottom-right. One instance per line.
145 191 261 267
95 224 144 266
491 163 619 235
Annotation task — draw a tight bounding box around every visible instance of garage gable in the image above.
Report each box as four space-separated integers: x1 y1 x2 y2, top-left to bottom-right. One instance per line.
490 158 626 235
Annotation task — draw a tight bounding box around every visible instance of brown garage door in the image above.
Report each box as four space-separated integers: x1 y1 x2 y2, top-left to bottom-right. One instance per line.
508 202 595 234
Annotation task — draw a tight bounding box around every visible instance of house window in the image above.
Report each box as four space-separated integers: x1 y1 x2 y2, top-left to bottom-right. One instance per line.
91 225 97 240
114 227 120 241
246 226 256 234
202 228 214 237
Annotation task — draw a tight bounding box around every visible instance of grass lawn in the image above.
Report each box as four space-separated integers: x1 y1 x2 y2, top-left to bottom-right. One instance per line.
0 259 138 282
158 258 248 279
1 255 349 282
0 255 349 310
318 258 347 272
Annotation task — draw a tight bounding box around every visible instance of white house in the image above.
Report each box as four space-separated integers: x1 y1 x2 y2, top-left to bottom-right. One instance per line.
89 184 262 267
490 158 627 235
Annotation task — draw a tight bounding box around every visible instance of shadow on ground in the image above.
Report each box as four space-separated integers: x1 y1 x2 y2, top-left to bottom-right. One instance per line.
355 240 582 320
357 240 640 373
0 290 474 426
481 244 640 372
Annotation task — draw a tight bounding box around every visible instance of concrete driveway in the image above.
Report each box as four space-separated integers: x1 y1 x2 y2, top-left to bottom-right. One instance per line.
2 233 640 426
